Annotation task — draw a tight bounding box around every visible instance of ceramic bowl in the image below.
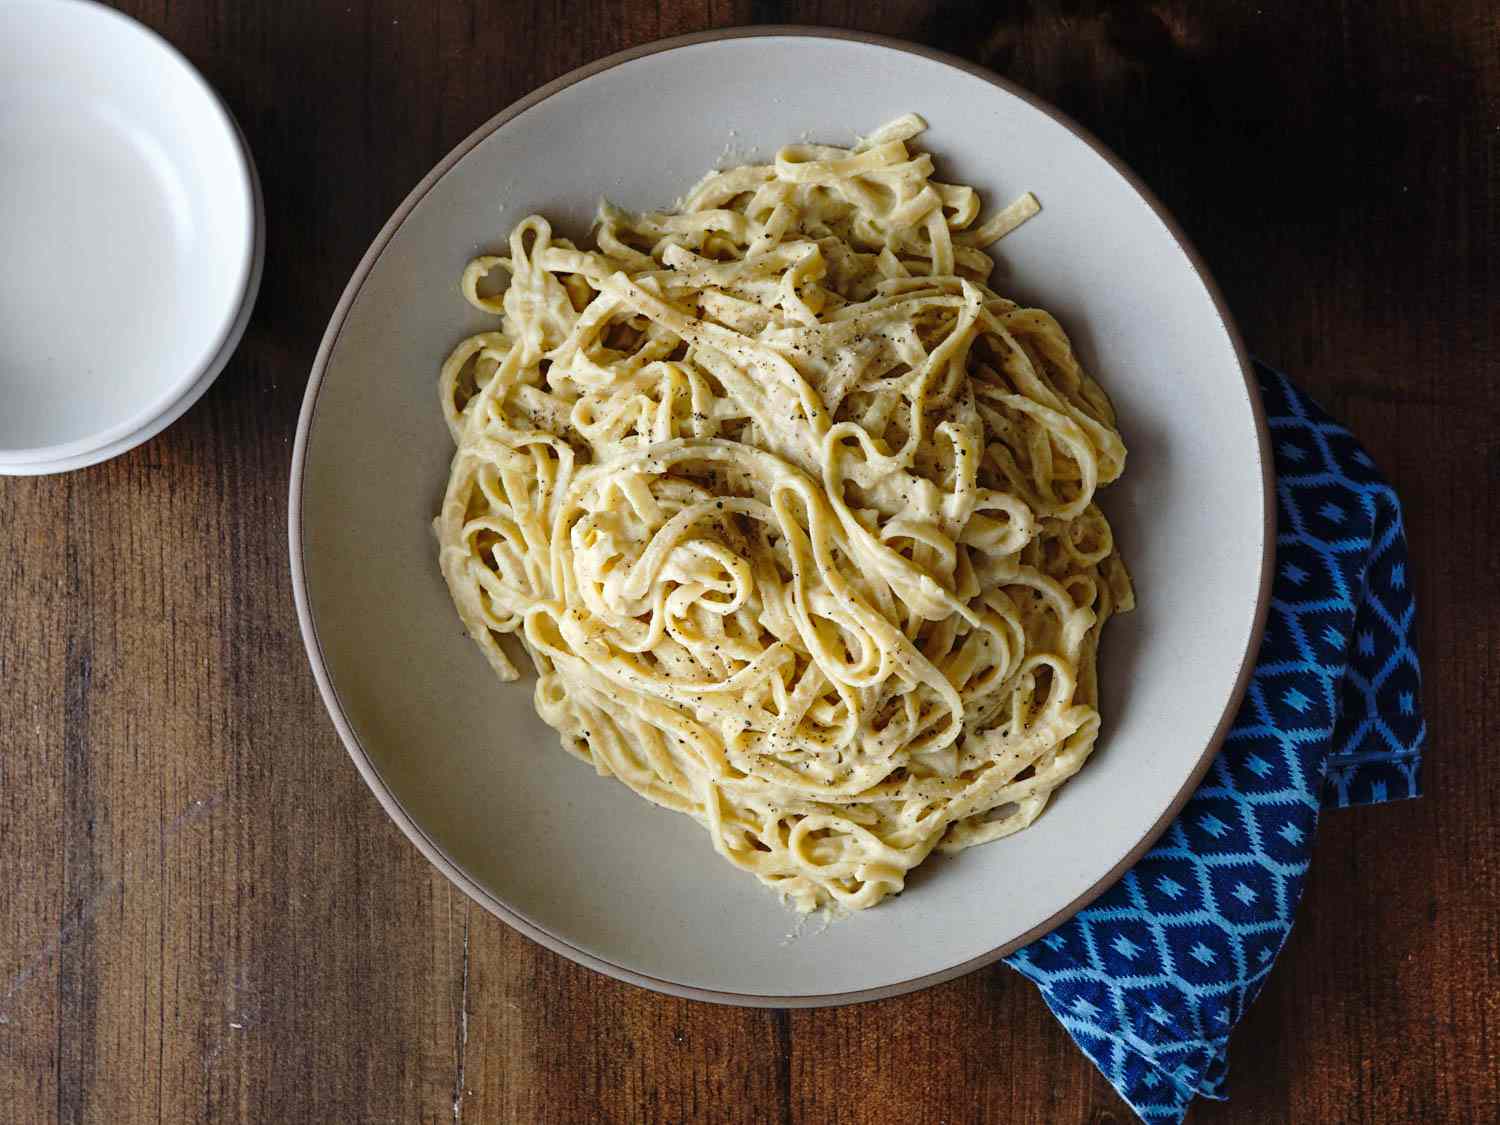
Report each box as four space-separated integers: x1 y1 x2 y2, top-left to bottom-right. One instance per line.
0 0 260 474
292 30 1272 1005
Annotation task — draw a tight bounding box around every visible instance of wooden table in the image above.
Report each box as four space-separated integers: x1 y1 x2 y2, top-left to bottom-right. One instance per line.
3 3 1496 1121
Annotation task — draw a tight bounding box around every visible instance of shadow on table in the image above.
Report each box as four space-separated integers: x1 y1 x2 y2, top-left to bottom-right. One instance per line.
919 0 1478 293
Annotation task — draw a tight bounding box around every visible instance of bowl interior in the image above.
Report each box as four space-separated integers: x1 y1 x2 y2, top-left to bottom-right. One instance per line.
297 34 1267 1001
0 0 253 459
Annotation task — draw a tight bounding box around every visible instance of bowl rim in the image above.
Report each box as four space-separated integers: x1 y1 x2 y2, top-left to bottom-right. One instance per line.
0 0 258 465
289 26 1275 1008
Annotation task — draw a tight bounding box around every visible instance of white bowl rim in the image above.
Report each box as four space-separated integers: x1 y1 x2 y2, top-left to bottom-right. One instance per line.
289 26 1275 1008
0 0 258 465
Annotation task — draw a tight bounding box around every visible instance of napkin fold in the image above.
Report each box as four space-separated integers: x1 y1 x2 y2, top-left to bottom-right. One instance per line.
1004 362 1425 1123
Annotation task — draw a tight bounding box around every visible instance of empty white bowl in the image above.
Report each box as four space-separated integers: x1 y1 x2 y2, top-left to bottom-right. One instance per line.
0 0 260 474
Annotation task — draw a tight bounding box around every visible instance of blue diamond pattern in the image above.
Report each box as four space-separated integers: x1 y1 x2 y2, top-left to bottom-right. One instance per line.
1005 364 1424 1123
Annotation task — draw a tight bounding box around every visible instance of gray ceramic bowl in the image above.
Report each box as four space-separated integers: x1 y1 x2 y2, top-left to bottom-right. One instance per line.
291 29 1272 1006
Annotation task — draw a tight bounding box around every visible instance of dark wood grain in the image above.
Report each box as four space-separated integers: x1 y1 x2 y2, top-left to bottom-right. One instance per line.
2 2 1495 1122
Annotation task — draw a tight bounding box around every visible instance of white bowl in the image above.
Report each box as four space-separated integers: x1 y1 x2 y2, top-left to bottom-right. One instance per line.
0 0 259 472
292 30 1272 1005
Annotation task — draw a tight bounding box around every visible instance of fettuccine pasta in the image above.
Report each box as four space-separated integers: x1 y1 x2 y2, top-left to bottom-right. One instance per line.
436 115 1133 911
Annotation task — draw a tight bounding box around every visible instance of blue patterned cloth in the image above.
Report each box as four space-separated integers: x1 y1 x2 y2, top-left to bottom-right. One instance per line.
1004 363 1425 1122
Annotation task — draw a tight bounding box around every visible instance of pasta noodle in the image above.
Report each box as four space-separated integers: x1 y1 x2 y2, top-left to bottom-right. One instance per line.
436 115 1133 912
